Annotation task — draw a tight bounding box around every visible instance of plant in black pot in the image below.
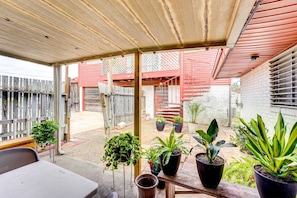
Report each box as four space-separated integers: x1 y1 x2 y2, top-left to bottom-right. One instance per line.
191 119 236 188
153 128 189 176
173 115 183 133
156 116 166 132
31 119 59 151
239 112 297 198
143 147 165 189
102 132 142 170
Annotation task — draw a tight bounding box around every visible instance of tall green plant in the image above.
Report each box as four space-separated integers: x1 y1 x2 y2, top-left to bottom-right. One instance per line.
191 119 236 163
239 112 297 181
153 128 189 166
186 101 204 123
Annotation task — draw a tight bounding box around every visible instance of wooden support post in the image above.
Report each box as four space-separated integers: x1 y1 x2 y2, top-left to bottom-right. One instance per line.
64 65 70 142
134 52 142 179
166 182 175 198
53 65 64 155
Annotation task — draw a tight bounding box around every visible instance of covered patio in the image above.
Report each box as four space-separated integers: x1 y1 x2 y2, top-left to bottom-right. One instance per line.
47 111 243 197
1 0 297 197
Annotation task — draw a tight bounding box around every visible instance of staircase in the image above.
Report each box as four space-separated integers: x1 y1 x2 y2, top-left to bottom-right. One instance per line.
155 77 183 122
181 60 211 101
155 59 212 122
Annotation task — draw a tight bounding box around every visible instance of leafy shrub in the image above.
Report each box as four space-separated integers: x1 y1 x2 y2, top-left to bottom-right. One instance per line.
173 115 183 123
223 155 257 188
102 132 142 170
31 120 59 148
156 116 166 123
230 126 250 153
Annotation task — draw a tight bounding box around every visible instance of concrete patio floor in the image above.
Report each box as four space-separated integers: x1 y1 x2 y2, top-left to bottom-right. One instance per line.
39 111 244 198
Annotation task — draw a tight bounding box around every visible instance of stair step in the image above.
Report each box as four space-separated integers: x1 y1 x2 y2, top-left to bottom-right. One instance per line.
184 89 208 94
156 109 181 112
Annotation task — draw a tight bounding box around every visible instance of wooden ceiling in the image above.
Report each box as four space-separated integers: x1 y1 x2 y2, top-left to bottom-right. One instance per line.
1 0 295 79
0 0 254 66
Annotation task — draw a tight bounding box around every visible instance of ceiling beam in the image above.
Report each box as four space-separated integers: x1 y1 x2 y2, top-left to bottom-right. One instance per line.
51 41 226 65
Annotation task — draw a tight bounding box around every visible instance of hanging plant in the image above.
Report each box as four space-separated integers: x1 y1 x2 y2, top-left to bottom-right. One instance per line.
102 132 142 170
31 120 59 149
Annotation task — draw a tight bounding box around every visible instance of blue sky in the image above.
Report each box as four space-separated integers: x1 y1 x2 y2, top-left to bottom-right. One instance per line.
0 56 78 80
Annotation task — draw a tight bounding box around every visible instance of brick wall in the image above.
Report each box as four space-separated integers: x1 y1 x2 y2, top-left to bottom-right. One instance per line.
241 62 297 133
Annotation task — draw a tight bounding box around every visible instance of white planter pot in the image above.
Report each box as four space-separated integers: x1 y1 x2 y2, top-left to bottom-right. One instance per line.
188 122 199 134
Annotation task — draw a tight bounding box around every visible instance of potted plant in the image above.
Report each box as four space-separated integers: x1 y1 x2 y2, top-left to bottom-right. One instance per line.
31 119 59 151
153 127 189 176
143 147 165 189
173 115 183 133
102 132 142 170
239 112 297 198
191 119 236 188
186 101 204 133
156 116 166 132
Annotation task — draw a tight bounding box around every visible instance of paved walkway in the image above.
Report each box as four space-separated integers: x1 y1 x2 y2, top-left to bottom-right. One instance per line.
40 111 243 198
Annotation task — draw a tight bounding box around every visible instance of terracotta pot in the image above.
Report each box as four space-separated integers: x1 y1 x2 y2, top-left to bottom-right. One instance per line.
135 174 158 198
195 153 224 188
254 165 297 198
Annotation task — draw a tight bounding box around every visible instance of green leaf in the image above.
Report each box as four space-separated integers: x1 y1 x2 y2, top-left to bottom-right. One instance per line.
272 136 281 157
209 144 220 162
239 118 257 136
282 121 297 156
215 140 226 146
196 130 211 143
206 119 219 142
257 115 273 157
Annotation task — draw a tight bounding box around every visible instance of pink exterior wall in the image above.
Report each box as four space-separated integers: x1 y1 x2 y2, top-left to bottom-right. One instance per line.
78 63 102 87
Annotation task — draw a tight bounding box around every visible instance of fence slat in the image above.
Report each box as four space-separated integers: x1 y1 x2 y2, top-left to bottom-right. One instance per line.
0 76 55 140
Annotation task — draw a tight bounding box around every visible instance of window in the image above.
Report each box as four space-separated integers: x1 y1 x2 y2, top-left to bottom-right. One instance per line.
270 48 297 108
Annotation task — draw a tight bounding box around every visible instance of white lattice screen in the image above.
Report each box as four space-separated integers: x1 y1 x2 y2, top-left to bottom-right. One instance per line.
101 52 180 75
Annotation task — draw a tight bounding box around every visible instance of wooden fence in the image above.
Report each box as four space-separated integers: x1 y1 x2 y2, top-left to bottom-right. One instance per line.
0 76 56 141
98 83 145 129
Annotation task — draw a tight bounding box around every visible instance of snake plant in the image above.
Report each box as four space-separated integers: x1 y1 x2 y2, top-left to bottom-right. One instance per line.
239 112 297 181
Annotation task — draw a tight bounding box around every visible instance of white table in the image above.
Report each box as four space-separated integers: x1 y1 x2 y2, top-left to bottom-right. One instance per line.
0 160 98 198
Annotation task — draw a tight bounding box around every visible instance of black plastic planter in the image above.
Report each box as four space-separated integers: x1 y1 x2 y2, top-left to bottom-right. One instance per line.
254 165 297 198
151 169 165 189
156 121 165 132
159 151 181 176
173 123 182 133
195 153 224 188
